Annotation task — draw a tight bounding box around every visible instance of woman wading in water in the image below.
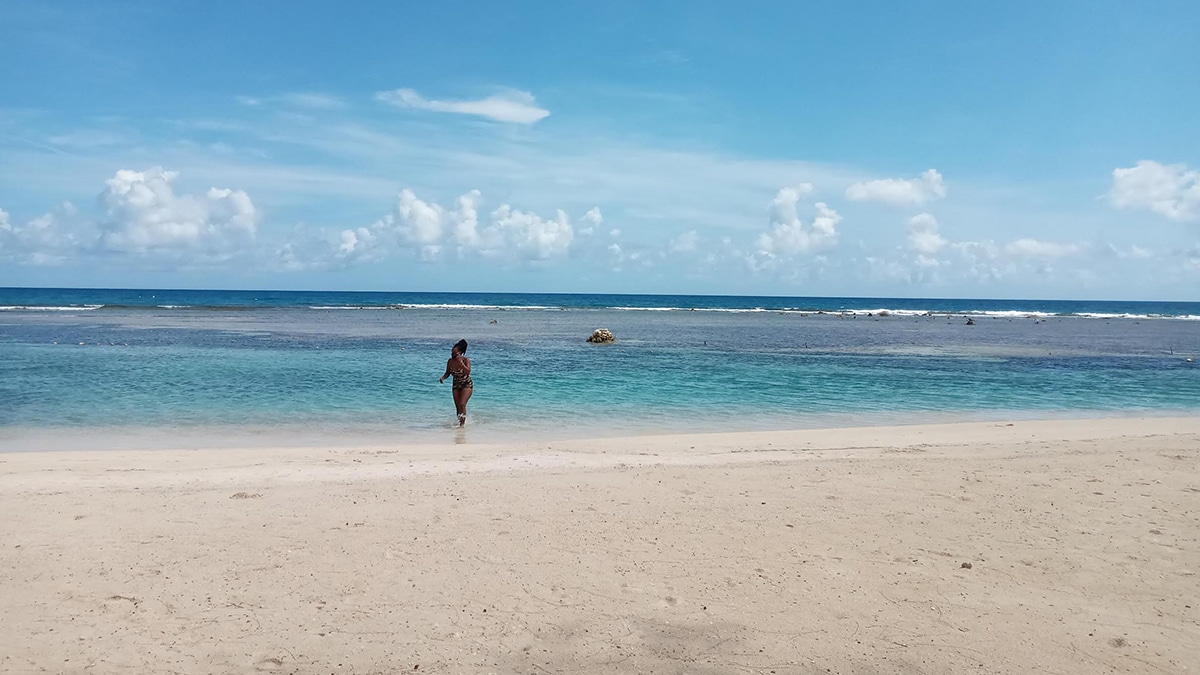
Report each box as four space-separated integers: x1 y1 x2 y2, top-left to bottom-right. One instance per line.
439 339 473 426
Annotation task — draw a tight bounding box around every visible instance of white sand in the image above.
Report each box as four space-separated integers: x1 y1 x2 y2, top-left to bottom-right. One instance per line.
1 417 1198 674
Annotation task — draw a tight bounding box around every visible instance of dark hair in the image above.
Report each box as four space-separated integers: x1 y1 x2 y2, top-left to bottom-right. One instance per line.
454 339 468 354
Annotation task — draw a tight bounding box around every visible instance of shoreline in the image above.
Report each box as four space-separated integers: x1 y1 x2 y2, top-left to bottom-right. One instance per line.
2 417 1198 490
4 408 1198 454
2 416 1197 673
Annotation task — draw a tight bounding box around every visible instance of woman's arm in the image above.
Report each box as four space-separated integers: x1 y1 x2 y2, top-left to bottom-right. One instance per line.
447 355 470 374
439 358 454 383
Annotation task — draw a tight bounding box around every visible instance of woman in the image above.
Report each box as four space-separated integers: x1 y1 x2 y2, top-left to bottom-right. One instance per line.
439 339 473 427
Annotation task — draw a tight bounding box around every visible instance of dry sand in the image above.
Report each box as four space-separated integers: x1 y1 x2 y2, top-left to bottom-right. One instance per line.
1 417 1198 674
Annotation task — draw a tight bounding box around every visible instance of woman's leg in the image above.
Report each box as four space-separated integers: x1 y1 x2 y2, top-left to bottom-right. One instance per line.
452 388 466 423
452 388 472 426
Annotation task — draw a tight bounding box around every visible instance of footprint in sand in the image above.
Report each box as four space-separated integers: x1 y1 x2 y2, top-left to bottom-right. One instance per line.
253 656 285 671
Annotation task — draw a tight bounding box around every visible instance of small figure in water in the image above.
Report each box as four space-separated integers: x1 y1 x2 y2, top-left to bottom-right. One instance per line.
439 339 473 427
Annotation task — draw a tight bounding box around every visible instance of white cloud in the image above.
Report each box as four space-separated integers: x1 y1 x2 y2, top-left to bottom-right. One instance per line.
1109 160 1200 223
754 187 841 258
846 169 946 206
365 188 487 261
0 207 77 266
14 211 78 265
950 240 1006 282
394 189 445 246
99 167 257 256
4 169 261 267
486 204 573 259
4 97 1183 295
583 207 603 227
275 223 383 271
338 227 376 256
907 213 946 267
449 190 482 249
1005 238 1081 258
932 237 1087 282
375 88 550 124
0 109 869 248
577 207 603 236
603 238 658 271
296 188 581 265
864 255 912 282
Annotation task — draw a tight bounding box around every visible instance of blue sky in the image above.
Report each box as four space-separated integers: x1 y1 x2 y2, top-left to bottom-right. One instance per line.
1 1 1197 299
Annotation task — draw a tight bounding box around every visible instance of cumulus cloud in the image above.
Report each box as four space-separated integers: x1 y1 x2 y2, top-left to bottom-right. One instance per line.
99 167 257 257
3 168 260 266
449 190 482 249
1109 160 1200 223
754 187 841 258
950 240 1006 282
873 230 1099 284
577 207 603 236
375 88 550 124
486 204 574 259
394 189 445 246
275 223 384 271
303 189 587 266
846 169 946 206
907 213 946 267
931 237 1087 281
337 227 379 258
0 206 81 266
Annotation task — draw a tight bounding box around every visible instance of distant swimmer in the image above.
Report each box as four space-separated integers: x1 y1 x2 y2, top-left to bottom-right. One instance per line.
439 339 473 427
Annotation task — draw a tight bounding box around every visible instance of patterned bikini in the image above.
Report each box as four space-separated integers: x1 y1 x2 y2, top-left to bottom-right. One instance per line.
451 368 473 390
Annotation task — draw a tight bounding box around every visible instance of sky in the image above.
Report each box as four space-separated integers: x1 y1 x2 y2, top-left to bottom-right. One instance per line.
1 1 1197 300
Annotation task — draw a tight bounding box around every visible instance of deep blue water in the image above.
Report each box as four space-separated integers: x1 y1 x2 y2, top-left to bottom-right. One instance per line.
1 288 1197 447
3 287 1199 318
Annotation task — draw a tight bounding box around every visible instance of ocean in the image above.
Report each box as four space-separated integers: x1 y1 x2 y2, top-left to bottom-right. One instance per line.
2 287 1198 449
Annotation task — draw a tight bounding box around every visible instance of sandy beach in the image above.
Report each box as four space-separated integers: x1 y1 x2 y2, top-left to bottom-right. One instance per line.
1 417 1197 674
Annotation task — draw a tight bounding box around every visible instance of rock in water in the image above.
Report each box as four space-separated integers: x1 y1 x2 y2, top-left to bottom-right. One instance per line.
586 328 615 344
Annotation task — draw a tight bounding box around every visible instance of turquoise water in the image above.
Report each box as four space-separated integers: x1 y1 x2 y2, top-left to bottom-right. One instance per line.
1 289 1198 447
